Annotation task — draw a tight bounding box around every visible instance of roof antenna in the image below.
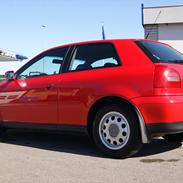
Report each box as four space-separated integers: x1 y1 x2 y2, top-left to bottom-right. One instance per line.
101 22 106 40
145 9 162 39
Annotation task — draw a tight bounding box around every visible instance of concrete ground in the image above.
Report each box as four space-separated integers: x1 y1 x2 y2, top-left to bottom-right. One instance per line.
0 130 183 183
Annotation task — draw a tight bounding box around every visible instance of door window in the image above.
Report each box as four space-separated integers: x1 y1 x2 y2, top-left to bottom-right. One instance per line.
17 47 68 79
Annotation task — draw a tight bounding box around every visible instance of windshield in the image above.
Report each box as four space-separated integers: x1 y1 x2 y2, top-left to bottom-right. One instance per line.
136 40 183 64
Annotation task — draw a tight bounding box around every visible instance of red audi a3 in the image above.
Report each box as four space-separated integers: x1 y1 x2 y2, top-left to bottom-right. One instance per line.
1 39 183 158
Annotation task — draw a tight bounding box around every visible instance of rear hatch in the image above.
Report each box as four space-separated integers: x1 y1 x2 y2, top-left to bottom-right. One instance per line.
136 40 183 95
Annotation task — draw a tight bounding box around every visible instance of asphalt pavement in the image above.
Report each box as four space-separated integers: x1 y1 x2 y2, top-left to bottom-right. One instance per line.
0 130 182 183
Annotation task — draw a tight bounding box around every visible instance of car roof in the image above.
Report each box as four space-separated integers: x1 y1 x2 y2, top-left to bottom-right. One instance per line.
45 39 152 52
36 38 161 58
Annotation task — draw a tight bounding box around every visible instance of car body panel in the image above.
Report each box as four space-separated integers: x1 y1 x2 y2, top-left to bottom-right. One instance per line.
58 65 154 125
132 95 183 124
1 39 183 139
0 74 58 123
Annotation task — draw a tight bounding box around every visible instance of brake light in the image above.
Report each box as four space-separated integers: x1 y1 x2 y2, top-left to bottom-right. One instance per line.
154 66 181 88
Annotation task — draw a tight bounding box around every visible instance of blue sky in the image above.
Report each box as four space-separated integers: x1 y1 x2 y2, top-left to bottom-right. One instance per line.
1 0 183 74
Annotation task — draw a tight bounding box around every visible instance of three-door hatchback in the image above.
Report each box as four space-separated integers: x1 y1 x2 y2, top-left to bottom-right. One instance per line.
1 39 183 158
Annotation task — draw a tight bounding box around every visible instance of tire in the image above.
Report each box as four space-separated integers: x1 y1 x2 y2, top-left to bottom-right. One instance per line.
92 105 142 158
163 133 183 142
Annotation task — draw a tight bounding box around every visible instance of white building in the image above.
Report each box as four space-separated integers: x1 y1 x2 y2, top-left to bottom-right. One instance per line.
143 5 183 53
0 48 28 75
0 48 19 62
0 48 28 62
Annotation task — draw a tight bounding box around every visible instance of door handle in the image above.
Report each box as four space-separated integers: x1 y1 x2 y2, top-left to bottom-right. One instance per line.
46 84 54 90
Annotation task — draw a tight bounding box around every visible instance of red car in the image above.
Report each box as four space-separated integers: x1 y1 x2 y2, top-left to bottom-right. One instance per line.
1 39 183 158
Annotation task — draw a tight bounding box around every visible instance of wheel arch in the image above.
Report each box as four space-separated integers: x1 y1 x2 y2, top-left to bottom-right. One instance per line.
87 96 149 144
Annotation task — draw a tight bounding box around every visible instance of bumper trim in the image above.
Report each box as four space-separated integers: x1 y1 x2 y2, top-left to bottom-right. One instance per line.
147 122 183 137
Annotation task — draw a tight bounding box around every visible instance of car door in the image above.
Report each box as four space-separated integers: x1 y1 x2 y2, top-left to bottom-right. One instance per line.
58 43 120 126
0 46 69 125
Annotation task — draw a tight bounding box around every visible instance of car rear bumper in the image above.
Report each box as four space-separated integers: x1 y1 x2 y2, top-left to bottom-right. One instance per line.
132 95 183 136
146 122 183 136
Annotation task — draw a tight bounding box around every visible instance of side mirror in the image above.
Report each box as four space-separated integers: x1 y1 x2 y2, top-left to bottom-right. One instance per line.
5 71 15 80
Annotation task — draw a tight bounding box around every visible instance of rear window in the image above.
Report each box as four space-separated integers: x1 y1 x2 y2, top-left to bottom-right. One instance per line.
136 41 183 64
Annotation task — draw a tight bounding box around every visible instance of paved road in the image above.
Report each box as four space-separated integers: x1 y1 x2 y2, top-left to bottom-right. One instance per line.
0 130 183 183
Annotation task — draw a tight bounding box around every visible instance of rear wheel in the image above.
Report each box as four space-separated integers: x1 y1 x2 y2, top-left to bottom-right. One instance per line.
92 105 142 158
163 133 183 142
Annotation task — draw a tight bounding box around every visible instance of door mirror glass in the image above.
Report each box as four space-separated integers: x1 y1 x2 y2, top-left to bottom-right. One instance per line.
5 71 15 80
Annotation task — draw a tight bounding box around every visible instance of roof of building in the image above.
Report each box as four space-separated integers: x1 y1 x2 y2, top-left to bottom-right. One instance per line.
144 4 183 25
144 4 183 9
0 48 27 62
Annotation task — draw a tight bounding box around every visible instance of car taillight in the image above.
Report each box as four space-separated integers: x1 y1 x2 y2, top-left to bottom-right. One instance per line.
154 66 181 88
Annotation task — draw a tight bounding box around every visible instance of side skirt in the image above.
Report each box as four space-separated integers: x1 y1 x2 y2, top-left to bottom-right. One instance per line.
0 122 87 134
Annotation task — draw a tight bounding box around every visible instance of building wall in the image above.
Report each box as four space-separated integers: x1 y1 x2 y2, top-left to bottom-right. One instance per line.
144 5 183 54
158 23 183 40
158 23 183 53
144 5 183 24
144 25 158 40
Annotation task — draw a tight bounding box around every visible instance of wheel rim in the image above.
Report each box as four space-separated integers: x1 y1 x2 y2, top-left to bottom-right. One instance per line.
99 111 130 150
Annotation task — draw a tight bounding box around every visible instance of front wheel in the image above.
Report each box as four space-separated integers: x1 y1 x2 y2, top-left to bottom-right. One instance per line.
92 105 142 158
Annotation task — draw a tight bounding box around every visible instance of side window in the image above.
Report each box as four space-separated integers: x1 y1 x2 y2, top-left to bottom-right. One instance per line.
69 43 120 71
17 47 68 79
